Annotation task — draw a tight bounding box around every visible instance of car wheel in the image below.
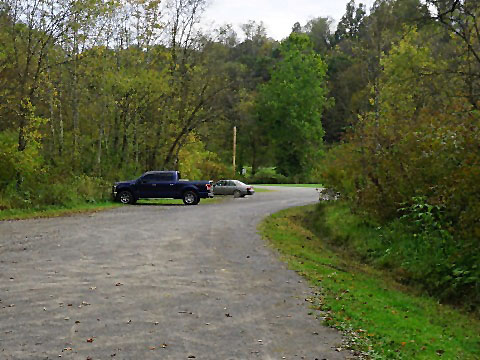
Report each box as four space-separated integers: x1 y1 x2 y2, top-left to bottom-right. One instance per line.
240 194 246 198
233 190 241 198
118 190 135 205
183 190 199 205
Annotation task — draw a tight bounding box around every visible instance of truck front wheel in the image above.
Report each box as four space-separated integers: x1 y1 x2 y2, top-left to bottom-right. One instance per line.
118 190 136 205
183 190 199 205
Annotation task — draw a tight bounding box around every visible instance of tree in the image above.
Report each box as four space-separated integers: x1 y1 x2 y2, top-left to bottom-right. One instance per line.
257 33 328 178
425 0 480 108
303 17 334 54
334 0 367 42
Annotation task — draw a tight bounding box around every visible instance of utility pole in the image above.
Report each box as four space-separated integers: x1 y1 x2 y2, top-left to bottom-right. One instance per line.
233 126 237 177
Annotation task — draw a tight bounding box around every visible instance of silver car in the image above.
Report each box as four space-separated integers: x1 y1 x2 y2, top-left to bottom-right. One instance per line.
213 180 255 197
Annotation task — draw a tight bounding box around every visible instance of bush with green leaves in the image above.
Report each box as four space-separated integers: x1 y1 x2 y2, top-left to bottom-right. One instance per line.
318 28 480 307
246 167 288 184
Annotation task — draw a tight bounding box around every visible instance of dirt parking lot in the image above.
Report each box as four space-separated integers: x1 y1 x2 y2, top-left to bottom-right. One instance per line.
0 187 348 360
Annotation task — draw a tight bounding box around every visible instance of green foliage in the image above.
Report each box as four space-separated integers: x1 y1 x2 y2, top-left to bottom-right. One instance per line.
310 199 480 311
319 28 480 308
257 32 328 178
321 27 480 224
246 167 288 184
178 135 228 180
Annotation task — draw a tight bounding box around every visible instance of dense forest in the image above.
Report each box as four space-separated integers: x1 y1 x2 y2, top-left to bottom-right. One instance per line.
0 0 479 306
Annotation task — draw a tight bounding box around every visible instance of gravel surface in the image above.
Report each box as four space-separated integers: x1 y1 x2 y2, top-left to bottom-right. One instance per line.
0 186 350 360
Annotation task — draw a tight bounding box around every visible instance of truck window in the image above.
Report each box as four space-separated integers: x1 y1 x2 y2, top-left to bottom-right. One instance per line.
141 174 157 184
156 173 175 182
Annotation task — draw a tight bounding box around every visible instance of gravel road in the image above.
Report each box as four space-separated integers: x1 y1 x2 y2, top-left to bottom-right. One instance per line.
0 187 349 360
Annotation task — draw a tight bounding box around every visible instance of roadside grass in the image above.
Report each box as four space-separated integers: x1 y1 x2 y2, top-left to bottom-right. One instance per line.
259 204 480 360
257 184 323 188
0 201 121 221
0 197 226 221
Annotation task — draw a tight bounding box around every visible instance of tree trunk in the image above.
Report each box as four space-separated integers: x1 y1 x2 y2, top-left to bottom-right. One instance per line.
49 87 56 160
72 48 80 163
133 114 139 170
58 96 64 157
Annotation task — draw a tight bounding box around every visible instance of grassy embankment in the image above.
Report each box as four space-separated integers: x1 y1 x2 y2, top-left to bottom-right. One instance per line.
260 203 480 359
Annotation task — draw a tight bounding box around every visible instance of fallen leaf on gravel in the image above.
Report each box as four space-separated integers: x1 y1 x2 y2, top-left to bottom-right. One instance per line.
149 347 156 350
86 338 94 343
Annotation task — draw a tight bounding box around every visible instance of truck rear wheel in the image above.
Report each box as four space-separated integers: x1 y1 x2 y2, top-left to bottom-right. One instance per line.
183 190 199 205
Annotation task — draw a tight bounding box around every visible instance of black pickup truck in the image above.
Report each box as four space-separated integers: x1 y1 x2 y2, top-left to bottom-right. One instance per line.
112 171 213 205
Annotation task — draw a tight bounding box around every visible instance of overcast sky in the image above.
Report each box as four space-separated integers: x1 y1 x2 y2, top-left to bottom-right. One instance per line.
203 0 377 41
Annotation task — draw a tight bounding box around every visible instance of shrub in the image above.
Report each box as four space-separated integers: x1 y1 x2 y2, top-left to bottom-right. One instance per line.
247 167 288 184
314 201 480 311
